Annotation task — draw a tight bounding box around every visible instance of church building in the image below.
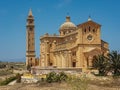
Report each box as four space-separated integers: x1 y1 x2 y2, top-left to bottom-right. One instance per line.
26 9 109 69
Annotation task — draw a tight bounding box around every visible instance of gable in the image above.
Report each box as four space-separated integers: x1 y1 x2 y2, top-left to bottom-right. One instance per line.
77 20 101 28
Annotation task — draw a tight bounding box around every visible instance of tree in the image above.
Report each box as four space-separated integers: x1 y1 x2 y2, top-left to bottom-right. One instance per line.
92 54 108 76
16 73 21 83
10 66 14 73
27 65 31 72
108 51 120 76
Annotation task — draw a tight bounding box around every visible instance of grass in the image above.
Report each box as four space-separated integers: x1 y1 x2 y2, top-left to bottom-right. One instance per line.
37 74 89 90
89 76 120 88
0 69 12 76
0 76 16 86
67 75 89 90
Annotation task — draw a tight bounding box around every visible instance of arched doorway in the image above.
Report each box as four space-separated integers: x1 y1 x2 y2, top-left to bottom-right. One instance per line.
50 63 53 66
84 48 102 68
72 61 76 67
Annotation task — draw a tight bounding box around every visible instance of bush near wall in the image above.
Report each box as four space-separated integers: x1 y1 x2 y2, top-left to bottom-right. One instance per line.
46 72 68 83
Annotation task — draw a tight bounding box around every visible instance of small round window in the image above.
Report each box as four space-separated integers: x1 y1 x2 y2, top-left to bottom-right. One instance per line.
87 35 93 41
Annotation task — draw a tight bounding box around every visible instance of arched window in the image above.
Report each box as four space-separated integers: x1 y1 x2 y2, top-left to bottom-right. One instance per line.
89 26 91 32
63 32 65 35
29 20 33 24
72 62 76 67
50 44 52 47
84 28 86 33
93 29 95 33
29 27 32 31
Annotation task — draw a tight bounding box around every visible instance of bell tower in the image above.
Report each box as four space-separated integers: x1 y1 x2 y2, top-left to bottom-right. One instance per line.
26 9 36 66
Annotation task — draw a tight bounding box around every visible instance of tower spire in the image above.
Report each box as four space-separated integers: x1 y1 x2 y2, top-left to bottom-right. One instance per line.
28 8 33 16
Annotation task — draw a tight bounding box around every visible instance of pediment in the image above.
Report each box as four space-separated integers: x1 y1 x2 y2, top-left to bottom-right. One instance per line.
77 20 101 28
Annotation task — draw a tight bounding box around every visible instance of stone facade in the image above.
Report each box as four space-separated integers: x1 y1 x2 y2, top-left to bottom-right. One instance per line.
26 9 109 69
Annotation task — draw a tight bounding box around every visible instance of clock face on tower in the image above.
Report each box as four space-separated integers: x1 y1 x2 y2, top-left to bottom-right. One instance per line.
87 35 93 41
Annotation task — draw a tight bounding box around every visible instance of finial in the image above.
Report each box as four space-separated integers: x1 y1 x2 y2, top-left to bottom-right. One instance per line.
28 8 33 16
66 12 70 22
88 15 92 21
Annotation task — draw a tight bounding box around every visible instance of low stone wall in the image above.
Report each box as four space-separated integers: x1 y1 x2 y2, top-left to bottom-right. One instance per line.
31 67 82 74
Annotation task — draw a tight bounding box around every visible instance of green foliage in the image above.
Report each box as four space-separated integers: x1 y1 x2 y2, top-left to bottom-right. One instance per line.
16 73 21 83
108 51 120 76
67 75 89 90
0 73 22 85
46 72 57 83
46 72 68 83
0 76 16 86
92 54 108 76
0 64 6 68
27 65 31 72
59 72 68 81
92 51 120 76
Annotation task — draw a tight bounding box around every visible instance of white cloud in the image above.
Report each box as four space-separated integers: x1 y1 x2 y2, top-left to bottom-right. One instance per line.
57 0 72 8
37 8 41 13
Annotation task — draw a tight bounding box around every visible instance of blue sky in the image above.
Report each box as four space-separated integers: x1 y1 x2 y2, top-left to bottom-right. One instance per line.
0 0 120 62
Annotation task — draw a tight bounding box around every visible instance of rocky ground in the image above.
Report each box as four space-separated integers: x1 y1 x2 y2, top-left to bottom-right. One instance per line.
0 82 120 90
0 71 120 90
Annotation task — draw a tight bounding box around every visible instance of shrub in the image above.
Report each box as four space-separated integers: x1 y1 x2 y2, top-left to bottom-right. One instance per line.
46 72 68 83
27 65 31 72
16 73 21 83
0 76 16 86
46 72 57 83
59 72 68 82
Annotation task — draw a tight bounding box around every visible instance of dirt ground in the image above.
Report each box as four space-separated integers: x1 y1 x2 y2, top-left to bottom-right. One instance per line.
0 83 120 90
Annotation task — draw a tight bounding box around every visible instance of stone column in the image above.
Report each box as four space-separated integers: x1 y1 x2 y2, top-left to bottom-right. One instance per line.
54 53 57 67
41 54 45 67
45 40 49 67
65 51 69 67
62 52 67 68
84 56 88 68
53 53 57 66
60 52 63 68
68 51 72 67
76 47 84 67
56 52 61 67
88 56 93 67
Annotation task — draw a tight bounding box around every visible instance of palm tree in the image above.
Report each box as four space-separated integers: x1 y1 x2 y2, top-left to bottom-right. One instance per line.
108 51 120 76
92 54 108 76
